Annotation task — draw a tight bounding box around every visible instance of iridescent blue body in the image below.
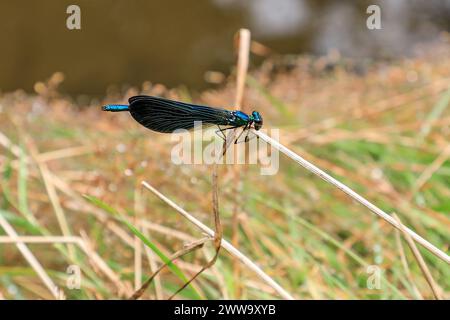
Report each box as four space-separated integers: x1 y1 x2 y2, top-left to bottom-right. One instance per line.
102 96 263 135
103 104 129 112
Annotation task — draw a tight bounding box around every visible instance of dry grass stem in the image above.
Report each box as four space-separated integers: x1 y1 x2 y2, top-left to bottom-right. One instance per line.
394 229 424 299
0 236 82 244
140 220 197 243
141 180 295 300
0 231 132 297
412 144 450 194
224 28 251 151
37 146 92 163
167 163 223 300
0 214 61 299
22 134 75 259
254 130 450 264
130 237 210 300
393 214 443 300
229 28 251 298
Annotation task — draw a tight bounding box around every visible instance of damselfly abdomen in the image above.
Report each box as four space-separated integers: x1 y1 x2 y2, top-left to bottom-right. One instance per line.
102 95 263 142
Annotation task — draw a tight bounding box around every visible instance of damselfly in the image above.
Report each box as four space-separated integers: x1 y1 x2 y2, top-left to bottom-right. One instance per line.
102 95 263 143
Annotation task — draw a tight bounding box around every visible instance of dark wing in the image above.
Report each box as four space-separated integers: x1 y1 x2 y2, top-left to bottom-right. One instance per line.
128 96 232 133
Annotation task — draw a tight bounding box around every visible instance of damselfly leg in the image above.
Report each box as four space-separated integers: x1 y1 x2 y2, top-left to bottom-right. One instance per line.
215 125 240 141
216 124 257 144
233 123 249 144
235 128 258 144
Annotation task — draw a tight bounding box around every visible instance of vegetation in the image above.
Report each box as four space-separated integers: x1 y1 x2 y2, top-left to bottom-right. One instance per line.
0 41 449 299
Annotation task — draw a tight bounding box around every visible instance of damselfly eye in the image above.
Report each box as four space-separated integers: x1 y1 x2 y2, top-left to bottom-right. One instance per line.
252 111 263 130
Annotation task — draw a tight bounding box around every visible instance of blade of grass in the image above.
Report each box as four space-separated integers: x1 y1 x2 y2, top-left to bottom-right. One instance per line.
17 146 40 228
254 130 450 264
419 85 450 139
83 194 202 299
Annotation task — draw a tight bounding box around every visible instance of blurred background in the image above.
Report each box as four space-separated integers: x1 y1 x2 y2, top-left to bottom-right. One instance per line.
0 1 449 300
1 0 449 95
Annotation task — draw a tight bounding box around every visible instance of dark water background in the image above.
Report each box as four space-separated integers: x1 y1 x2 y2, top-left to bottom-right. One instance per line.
1 0 449 96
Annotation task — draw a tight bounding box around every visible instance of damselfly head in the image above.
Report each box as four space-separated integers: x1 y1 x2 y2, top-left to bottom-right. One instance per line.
251 111 263 130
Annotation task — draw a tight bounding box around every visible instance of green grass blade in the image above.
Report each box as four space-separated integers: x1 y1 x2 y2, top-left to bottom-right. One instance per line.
419 85 450 139
17 146 29 215
83 195 202 299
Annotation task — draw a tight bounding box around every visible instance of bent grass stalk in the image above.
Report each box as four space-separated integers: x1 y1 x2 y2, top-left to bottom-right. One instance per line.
141 181 295 300
167 163 223 300
83 195 202 299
